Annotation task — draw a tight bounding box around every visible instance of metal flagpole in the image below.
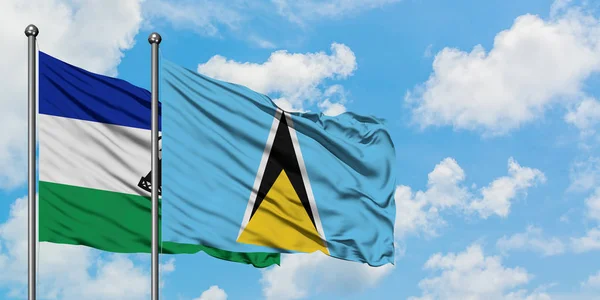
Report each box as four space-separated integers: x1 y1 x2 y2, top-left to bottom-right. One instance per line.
25 24 39 300
148 32 162 300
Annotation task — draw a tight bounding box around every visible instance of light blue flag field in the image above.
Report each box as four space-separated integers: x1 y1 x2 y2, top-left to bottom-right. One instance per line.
161 59 397 266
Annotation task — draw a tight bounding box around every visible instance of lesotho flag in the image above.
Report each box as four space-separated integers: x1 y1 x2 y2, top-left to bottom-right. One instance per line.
161 59 397 266
37 51 279 268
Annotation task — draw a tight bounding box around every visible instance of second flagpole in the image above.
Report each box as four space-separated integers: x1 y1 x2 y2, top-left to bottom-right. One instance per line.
25 24 39 300
149 32 162 300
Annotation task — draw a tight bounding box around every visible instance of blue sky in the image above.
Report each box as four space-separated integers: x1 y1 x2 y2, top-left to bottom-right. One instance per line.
1 0 600 299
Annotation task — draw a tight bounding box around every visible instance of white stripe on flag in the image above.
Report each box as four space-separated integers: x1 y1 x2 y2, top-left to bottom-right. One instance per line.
39 114 155 196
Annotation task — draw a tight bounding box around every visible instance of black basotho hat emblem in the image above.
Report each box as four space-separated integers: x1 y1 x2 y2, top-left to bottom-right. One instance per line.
138 135 161 196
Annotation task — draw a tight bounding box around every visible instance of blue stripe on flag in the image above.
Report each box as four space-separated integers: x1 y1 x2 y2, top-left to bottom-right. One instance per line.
39 51 160 130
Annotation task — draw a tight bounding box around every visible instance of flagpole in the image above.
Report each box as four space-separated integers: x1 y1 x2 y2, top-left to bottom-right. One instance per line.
25 24 39 300
148 32 162 300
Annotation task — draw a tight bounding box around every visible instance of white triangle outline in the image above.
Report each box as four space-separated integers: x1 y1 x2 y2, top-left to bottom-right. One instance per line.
236 109 328 251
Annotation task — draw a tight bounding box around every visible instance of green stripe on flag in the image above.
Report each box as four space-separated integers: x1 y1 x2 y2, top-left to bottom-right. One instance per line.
39 181 280 268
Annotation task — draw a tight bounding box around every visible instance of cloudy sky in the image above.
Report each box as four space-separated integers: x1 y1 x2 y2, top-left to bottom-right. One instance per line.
1 0 600 299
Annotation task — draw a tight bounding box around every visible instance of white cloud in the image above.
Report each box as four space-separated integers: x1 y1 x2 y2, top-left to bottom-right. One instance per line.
406 4 600 136
143 0 244 37
550 0 574 18
260 251 394 300
421 157 470 209
468 158 546 219
158 257 176 289
394 185 446 239
193 285 228 300
248 35 277 49
197 43 357 113
272 0 401 25
582 270 600 289
504 289 553 300
317 85 348 116
394 158 468 238
571 228 600 253
0 197 176 299
318 100 347 116
0 0 144 189
569 156 600 192
565 97 600 137
496 226 566 257
585 188 600 222
568 176 600 254
66 255 149 300
396 157 545 238
409 244 548 300
272 98 306 114
160 258 176 273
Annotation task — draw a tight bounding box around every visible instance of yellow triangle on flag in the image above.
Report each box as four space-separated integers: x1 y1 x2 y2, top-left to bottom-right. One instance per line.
237 169 329 255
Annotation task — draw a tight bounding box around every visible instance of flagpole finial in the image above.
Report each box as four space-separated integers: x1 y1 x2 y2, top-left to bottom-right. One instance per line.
24 24 39 37
148 32 162 45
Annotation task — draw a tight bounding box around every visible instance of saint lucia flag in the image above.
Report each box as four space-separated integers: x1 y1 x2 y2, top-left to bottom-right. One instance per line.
38 51 279 268
161 60 397 266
